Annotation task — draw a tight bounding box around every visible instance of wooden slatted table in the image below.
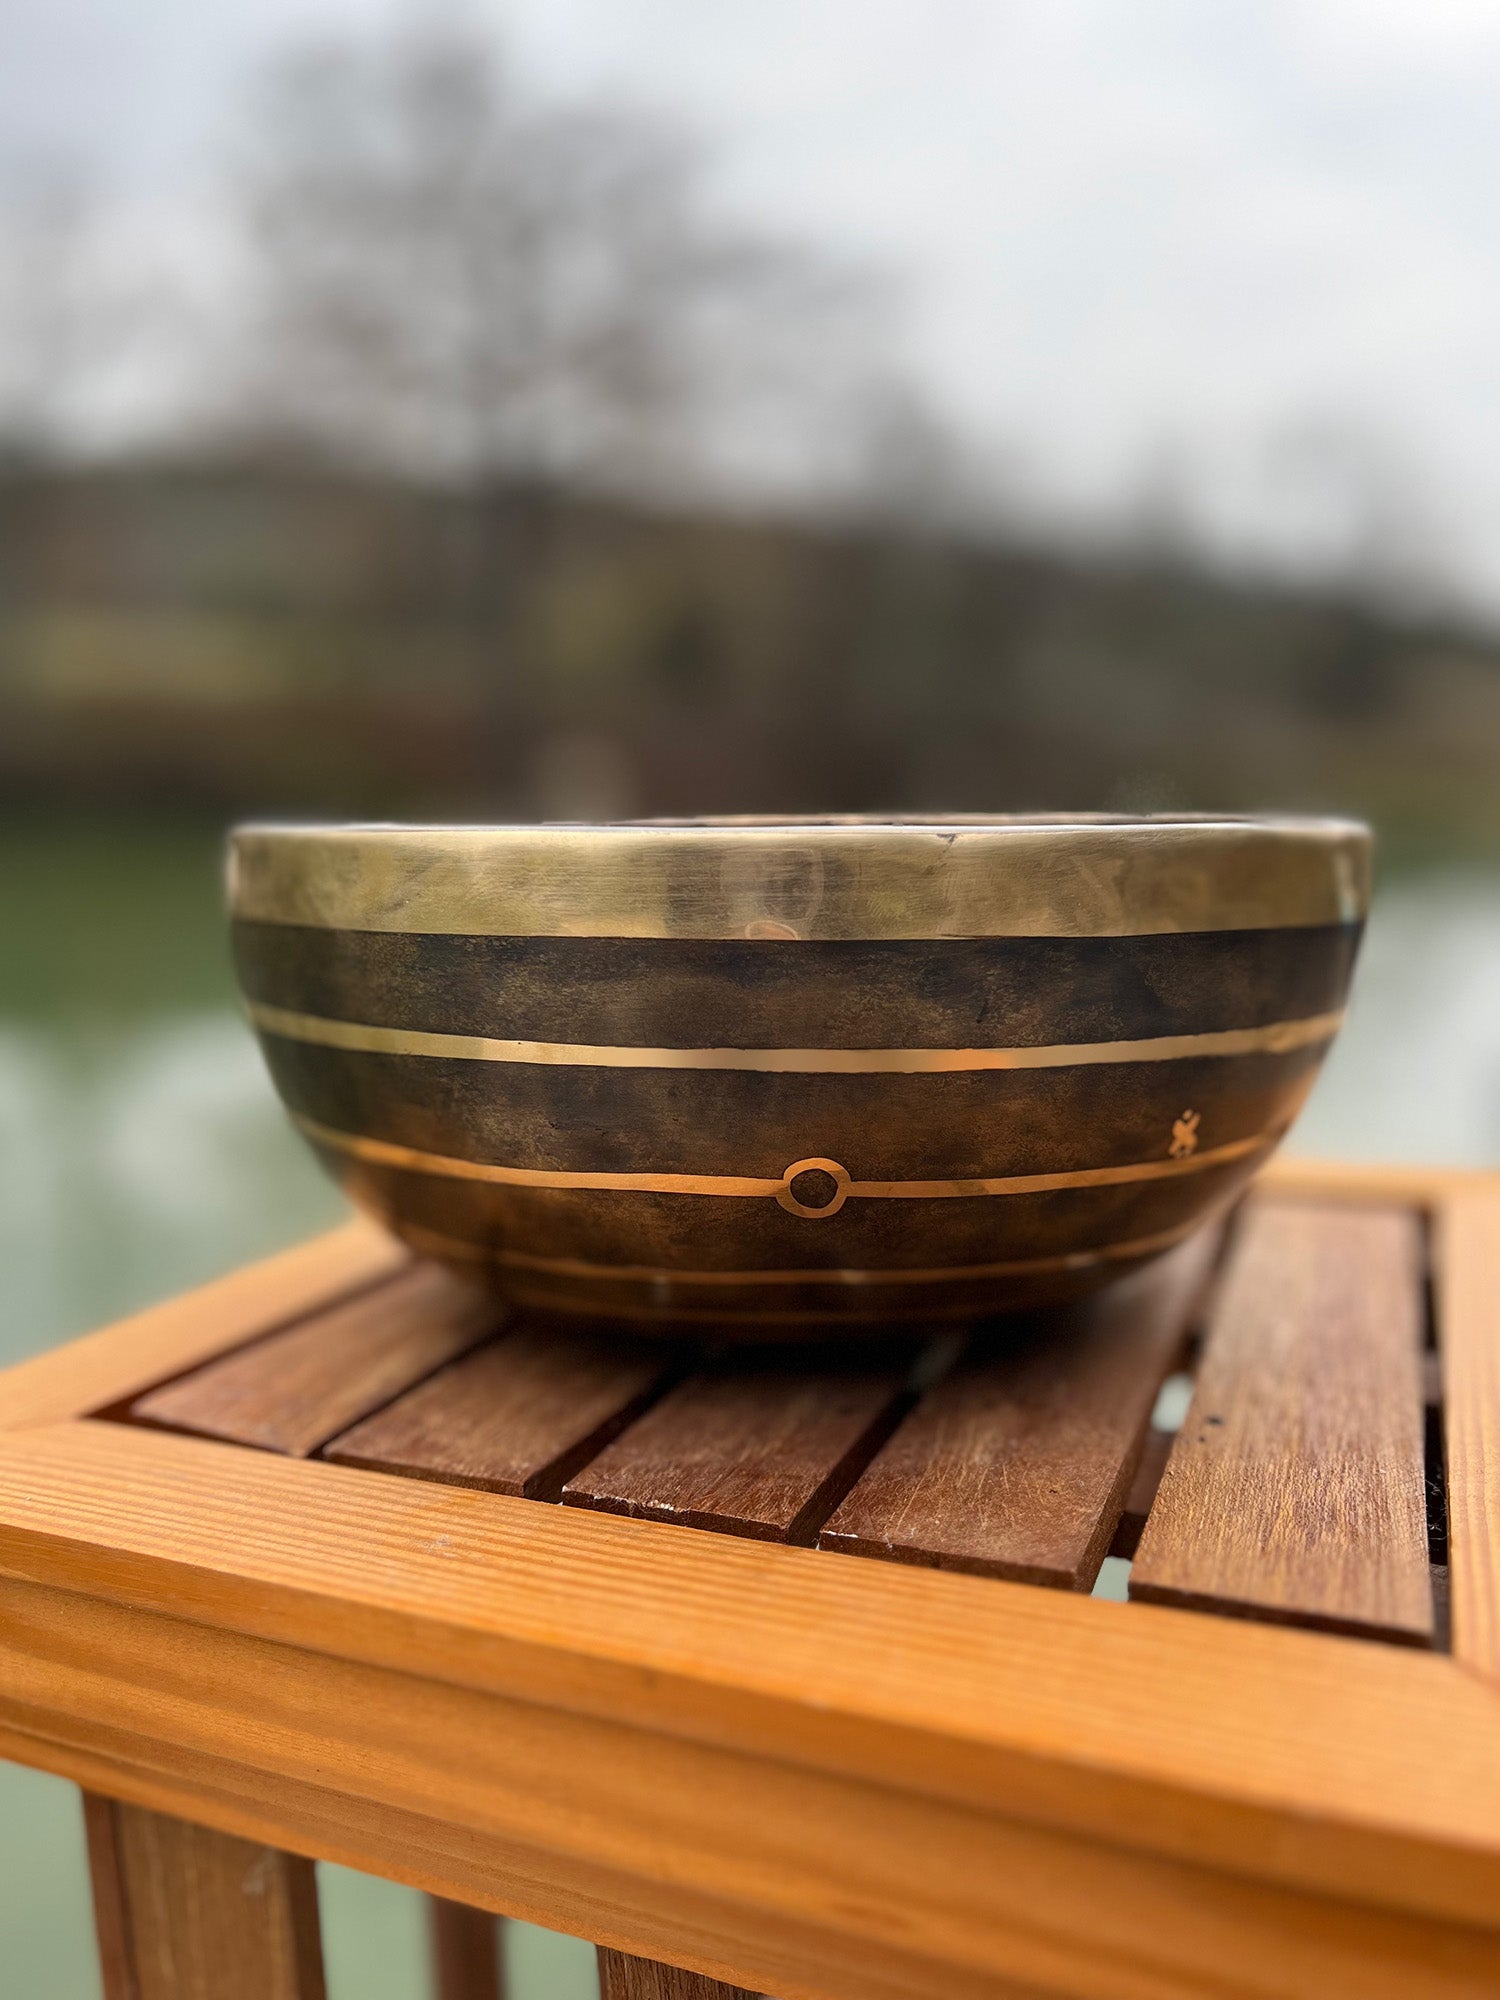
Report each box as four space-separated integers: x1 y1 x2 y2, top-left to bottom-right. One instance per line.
2 1156 1499 2000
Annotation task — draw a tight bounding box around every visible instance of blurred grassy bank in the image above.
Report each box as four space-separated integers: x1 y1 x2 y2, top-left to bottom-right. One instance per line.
6 465 1500 854
0 815 342 1362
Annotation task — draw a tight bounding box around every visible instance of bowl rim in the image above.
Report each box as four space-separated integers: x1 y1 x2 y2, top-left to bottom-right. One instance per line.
233 810 1364 830
229 812 1371 941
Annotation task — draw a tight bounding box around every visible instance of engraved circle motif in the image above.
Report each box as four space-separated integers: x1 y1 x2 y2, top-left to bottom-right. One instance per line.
775 1157 852 1219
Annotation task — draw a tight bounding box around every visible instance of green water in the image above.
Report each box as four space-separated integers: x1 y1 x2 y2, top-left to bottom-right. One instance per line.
0 818 597 1999
4 817 1499 1995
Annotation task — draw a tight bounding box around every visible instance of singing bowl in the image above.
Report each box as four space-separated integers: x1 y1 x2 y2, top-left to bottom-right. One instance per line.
229 815 1370 1330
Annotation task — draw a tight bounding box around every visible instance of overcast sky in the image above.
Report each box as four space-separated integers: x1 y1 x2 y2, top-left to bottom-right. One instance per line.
6 0 1500 608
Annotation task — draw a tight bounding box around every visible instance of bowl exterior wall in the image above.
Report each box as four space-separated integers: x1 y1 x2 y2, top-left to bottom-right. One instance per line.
234 915 1361 1328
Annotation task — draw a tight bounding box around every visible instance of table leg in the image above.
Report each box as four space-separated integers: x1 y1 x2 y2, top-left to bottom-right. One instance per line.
82 1793 326 2000
596 1945 761 1999
427 1893 506 1998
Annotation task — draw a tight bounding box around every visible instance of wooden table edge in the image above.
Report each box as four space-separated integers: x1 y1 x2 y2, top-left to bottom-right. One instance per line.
1260 1155 1500 1206
1435 1191 1500 1688
3 1421 1500 1938
5 1604 1500 2000
0 1712 1366 2000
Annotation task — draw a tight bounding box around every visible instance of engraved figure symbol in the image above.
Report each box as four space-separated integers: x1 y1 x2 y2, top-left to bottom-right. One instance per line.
1170 1109 1201 1160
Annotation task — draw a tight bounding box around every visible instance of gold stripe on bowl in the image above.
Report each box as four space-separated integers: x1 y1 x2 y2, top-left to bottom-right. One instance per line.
294 1111 1282 1202
246 999 1345 1073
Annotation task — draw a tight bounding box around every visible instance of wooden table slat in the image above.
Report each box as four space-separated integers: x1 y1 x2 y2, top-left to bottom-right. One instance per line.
324 1321 671 1499
1132 1200 1434 1644
817 1227 1222 1589
561 1353 913 1543
131 1263 500 1457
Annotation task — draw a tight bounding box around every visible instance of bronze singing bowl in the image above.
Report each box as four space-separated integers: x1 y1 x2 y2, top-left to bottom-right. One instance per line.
229 815 1370 1330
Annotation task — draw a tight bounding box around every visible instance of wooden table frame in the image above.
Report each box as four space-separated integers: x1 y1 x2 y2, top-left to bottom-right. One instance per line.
2 1155 1498 1999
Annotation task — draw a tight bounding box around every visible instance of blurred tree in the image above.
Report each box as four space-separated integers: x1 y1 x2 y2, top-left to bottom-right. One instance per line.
228 22 872 499
846 376 1010 538
1260 421 1457 615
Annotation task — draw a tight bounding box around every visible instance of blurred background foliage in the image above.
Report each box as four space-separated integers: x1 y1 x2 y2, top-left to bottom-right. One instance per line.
2 18 1499 849
8 457 1500 848
3 8 1500 1997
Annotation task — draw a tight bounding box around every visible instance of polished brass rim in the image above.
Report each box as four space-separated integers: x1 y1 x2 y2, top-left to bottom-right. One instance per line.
394 1212 1207 1286
248 999 1344 1073
229 815 1371 939
294 1111 1277 1202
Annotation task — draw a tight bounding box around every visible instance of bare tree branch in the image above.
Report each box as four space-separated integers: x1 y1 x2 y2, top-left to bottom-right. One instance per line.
226 23 885 497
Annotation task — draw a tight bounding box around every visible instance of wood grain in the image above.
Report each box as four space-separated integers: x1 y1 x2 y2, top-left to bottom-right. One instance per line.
428 1895 505 2000
85 1791 142 2000
131 1263 501 1456
597 1945 760 1999
8 1577 1500 2000
562 1356 910 1542
324 1322 670 1498
6 1421 1500 1939
819 1231 1219 1587
0 1221 405 1431
1133 1200 1433 1643
83 1794 324 2000
1438 1192 1500 1683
